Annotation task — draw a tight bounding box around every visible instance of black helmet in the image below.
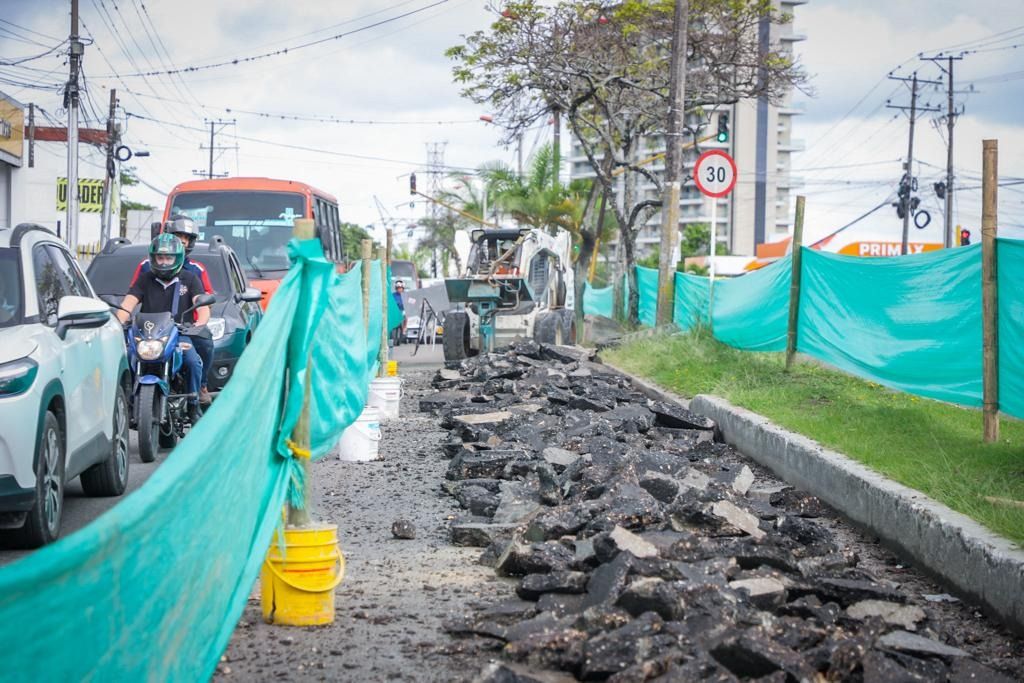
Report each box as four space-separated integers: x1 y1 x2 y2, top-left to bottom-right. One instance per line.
165 214 200 254
149 233 185 281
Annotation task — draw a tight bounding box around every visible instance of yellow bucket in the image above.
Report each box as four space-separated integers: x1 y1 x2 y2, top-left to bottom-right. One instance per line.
261 524 345 626
386 360 398 377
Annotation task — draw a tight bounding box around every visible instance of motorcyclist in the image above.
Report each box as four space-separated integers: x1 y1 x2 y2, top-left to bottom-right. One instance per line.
129 214 216 406
117 234 210 424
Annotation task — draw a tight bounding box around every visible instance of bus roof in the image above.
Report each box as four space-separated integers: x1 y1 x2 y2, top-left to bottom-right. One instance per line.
166 177 338 203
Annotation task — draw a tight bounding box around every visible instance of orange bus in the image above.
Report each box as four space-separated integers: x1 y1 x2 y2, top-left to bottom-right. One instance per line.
161 177 344 308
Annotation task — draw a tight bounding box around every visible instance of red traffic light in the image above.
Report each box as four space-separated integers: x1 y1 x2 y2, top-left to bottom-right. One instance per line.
960 228 971 246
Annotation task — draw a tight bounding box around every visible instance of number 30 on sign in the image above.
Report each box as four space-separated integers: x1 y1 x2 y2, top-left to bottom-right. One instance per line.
693 149 737 198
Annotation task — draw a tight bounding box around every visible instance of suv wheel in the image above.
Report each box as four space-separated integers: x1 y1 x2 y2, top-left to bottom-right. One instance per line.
81 385 130 497
17 411 65 548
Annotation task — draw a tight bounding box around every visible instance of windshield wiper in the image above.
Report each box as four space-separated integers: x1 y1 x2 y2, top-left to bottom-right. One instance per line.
247 256 265 279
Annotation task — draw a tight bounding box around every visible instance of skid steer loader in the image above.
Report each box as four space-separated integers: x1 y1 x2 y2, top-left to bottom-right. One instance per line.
442 227 574 361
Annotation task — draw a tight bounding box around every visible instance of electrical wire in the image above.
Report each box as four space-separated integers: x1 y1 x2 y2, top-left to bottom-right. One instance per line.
124 110 479 171
0 18 62 43
106 0 450 78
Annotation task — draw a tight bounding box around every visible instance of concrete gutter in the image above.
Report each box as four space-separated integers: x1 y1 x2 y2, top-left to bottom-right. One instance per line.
689 393 1024 636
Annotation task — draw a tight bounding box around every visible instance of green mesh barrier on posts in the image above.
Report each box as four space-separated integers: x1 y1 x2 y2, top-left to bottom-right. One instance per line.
711 255 792 352
0 240 388 681
582 281 614 318
798 245 983 406
672 271 710 331
636 266 658 327
997 238 1024 419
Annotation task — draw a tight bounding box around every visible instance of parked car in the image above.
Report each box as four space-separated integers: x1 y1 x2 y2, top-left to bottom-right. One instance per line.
86 237 263 393
0 224 131 547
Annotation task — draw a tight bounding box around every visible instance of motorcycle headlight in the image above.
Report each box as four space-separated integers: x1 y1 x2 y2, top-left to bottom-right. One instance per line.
137 339 166 360
207 317 226 341
0 358 38 396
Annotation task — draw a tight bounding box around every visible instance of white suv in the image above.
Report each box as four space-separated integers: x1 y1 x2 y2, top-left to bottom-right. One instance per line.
0 224 130 547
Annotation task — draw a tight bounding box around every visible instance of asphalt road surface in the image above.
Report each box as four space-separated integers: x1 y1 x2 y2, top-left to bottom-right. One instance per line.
0 432 165 567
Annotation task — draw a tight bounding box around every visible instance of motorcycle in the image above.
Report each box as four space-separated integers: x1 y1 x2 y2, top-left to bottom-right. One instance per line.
124 294 215 462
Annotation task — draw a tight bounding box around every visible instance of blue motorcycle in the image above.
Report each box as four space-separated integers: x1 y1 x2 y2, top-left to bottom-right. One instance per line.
125 295 214 462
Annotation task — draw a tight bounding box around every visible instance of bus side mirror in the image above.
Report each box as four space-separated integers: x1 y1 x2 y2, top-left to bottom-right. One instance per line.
150 222 163 239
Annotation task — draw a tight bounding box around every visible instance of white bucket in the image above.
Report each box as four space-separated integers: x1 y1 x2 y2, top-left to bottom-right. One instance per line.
367 377 403 421
338 406 382 461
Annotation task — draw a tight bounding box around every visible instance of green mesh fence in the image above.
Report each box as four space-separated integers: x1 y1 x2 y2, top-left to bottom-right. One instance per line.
0 241 396 681
712 255 791 352
998 238 1024 419
798 245 983 406
585 241 1023 419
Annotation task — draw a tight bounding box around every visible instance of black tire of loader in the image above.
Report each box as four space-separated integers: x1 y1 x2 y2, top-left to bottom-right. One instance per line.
443 311 471 361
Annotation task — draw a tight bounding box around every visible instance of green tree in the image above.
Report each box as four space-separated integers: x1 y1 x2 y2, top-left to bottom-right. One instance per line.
119 166 154 226
339 222 373 261
447 0 807 324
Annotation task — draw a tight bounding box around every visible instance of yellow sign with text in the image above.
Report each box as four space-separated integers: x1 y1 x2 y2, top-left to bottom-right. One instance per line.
56 178 105 213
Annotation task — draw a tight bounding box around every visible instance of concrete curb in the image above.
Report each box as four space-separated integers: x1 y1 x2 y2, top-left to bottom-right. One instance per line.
689 393 1024 636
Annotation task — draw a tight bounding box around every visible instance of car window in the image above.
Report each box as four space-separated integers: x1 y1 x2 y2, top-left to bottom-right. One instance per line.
86 252 148 297
0 247 23 327
227 253 245 293
184 253 231 300
47 245 94 298
32 245 65 326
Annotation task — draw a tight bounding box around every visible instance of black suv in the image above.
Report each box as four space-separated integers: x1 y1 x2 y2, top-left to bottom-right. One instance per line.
86 238 263 392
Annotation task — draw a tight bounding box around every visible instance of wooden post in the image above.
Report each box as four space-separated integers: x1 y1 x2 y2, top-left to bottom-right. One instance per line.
981 140 999 443
785 196 806 371
378 246 389 376
288 218 316 527
361 239 372 333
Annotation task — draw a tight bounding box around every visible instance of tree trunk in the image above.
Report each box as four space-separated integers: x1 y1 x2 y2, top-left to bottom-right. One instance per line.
574 230 596 342
623 229 640 326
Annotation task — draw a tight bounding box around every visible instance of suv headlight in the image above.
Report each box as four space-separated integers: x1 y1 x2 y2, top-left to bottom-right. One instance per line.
207 317 226 341
0 358 39 397
137 339 166 360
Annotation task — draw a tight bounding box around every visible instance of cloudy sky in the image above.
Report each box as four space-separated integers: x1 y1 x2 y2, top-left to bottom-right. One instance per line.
2 0 1023 249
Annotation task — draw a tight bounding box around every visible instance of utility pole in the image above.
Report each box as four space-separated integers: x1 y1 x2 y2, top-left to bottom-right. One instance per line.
656 0 689 326
65 0 83 249
921 53 965 248
99 88 117 245
208 120 214 179
887 72 940 255
27 103 34 168
196 119 237 178
425 142 447 277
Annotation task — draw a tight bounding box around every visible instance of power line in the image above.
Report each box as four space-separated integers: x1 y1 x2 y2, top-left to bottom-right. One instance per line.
0 40 68 66
124 110 479 171
105 0 450 78
0 18 63 43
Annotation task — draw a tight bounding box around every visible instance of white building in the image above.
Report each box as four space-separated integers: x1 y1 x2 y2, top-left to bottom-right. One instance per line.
568 0 807 258
10 125 117 249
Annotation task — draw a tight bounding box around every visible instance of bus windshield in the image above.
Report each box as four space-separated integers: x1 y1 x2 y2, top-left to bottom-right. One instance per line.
168 190 305 277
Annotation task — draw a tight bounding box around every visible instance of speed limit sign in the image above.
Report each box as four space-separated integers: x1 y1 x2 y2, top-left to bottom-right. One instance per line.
693 149 737 198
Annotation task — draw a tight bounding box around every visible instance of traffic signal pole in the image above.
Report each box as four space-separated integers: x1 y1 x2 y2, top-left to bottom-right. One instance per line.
887 72 940 255
900 74 918 257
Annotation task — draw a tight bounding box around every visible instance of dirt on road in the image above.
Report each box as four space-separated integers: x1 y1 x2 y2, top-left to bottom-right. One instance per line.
219 371 512 682
220 363 1024 682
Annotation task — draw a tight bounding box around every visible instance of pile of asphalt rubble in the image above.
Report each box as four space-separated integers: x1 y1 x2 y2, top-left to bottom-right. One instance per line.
418 339 1015 683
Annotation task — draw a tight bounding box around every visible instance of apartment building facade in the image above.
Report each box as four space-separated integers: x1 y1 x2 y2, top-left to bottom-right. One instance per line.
568 0 807 258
